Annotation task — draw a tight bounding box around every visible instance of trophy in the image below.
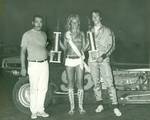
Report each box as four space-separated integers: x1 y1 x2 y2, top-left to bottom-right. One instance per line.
49 32 62 63
87 31 98 62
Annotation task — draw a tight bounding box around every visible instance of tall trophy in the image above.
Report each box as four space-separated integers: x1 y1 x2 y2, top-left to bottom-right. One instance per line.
49 32 62 63
87 31 98 62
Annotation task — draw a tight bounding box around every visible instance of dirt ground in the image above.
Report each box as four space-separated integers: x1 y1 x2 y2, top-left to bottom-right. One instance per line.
0 72 150 120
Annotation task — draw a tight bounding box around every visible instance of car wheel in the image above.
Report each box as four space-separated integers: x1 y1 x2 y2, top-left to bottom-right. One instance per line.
12 76 53 114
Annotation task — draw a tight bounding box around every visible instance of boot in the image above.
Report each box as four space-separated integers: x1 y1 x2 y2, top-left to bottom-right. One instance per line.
95 100 104 113
68 89 75 115
77 89 86 114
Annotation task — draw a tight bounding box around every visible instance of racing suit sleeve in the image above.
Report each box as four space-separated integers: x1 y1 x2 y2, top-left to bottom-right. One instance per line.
101 31 115 59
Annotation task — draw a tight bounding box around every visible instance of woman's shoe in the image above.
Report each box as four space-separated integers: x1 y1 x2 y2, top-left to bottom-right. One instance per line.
68 109 75 115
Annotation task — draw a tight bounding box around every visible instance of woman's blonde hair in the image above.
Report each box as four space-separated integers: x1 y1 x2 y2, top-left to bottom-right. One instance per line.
65 14 80 32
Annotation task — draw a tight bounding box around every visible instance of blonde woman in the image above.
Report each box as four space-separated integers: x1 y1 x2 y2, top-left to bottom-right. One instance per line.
60 14 88 115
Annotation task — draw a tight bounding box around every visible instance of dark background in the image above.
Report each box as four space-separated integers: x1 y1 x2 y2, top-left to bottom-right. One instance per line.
0 0 149 65
0 1 150 119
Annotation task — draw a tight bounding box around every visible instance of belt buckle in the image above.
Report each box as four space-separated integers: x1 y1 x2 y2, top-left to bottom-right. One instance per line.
39 59 47 62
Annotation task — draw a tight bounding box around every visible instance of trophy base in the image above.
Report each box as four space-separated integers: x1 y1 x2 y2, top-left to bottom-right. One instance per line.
88 50 99 62
49 51 62 63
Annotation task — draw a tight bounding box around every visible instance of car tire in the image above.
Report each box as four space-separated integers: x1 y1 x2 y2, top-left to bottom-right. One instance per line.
12 76 53 114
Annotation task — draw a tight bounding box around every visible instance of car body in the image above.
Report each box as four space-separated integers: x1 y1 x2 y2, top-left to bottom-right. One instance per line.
1 56 150 114
2 56 21 76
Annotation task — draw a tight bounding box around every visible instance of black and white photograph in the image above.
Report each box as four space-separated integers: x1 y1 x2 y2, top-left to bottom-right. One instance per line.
0 0 150 120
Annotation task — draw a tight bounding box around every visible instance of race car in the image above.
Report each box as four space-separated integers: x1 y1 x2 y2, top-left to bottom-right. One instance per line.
2 56 150 114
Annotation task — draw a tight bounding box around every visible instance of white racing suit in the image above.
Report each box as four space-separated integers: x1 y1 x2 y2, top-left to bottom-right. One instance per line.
88 26 118 105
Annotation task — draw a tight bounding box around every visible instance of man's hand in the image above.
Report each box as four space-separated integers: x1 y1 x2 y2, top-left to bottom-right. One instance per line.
21 68 27 76
96 54 107 63
96 56 103 63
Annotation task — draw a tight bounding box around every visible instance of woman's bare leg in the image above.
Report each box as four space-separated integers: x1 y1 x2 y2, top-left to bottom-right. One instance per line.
66 66 75 115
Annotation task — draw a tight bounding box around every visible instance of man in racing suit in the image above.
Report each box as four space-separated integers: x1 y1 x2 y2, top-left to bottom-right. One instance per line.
88 10 122 117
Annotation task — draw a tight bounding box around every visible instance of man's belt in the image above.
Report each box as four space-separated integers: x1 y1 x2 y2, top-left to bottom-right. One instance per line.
28 59 47 63
66 55 80 59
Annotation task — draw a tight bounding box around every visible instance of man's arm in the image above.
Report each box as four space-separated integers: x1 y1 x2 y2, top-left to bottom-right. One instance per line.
97 30 115 62
101 31 115 59
105 31 115 57
20 46 27 76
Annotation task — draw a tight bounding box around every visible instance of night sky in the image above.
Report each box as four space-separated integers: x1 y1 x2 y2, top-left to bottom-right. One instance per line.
0 0 149 65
